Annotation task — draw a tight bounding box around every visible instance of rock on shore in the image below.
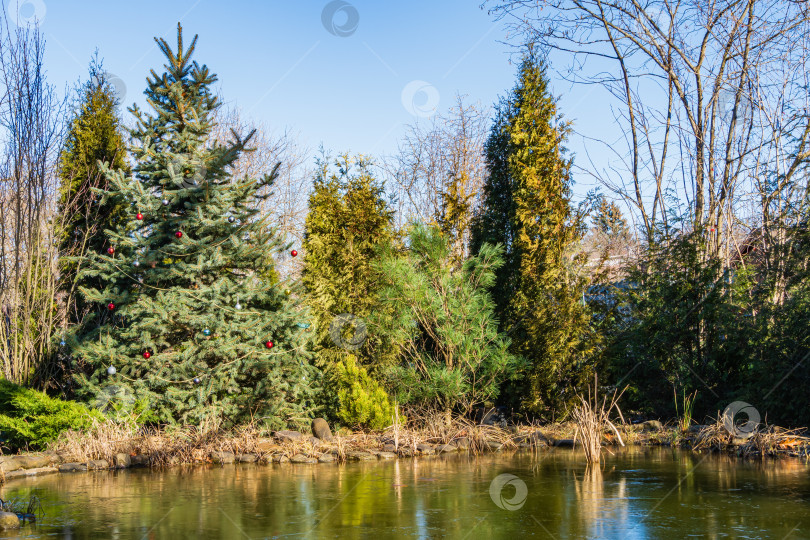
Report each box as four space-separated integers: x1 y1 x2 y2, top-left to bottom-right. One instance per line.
0 512 20 531
312 418 334 441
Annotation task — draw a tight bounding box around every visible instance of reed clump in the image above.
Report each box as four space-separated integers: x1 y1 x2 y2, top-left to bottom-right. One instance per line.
571 377 626 464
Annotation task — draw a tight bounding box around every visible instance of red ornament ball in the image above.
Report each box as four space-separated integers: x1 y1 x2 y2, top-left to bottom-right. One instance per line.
107 247 115 255
265 340 274 349
136 212 144 220
143 351 151 359
107 302 115 311
290 250 298 257
175 231 183 238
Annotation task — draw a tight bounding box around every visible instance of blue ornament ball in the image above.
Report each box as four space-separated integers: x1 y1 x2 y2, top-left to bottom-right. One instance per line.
203 329 211 336
59 340 66 347
193 377 201 384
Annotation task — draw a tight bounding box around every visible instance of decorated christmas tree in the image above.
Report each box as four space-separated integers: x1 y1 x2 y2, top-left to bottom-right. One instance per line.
68 25 317 426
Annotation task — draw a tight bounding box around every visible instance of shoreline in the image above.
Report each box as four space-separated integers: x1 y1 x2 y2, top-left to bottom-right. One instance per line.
2 419 808 487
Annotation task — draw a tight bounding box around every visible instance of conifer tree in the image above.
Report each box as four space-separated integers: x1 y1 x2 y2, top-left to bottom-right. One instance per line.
470 102 517 322
473 54 591 416
57 59 129 326
302 154 397 426
302 154 396 369
374 223 520 419
68 25 316 426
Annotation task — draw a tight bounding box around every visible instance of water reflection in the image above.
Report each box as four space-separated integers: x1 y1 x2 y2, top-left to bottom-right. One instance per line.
0 447 808 539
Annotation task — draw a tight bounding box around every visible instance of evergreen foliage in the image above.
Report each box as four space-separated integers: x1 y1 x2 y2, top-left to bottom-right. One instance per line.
331 354 396 430
302 154 398 425
57 58 130 326
68 25 317 426
0 379 103 450
302 154 396 366
472 54 592 416
606 231 750 415
374 223 521 414
438 170 477 268
470 102 516 321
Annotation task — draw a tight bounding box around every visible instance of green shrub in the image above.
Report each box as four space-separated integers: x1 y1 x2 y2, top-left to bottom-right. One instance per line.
0 379 104 450
331 355 396 430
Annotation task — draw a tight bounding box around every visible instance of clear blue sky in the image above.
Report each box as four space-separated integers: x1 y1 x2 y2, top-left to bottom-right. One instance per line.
35 1 510 153
28 0 610 196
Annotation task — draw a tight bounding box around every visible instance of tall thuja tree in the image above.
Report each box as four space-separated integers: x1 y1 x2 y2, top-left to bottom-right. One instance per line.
57 58 130 327
303 154 396 367
302 154 397 426
471 101 516 323
69 25 316 426
474 54 591 417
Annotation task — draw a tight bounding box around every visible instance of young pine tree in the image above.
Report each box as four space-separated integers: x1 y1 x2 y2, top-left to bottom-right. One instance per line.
374 223 520 419
57 59 129 326
473 54 592 417
69 25 316 426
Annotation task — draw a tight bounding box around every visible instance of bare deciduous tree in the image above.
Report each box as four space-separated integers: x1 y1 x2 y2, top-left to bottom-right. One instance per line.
382 95 489 262
0 14 65 385
486 0 810 278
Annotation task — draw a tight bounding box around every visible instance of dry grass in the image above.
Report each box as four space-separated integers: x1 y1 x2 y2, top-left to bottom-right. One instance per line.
46 401 810 471
36 407 810 471
382 408 518 455
48 409 522 467
50 415 141 463
571 377 626 465
692 419 729 451
691 418 810 458
738 426 810 458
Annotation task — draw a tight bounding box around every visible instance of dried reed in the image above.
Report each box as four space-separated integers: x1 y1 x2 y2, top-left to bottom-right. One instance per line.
571 375 626 465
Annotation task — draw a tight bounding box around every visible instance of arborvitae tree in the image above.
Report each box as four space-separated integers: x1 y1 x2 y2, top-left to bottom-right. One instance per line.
473 54 591 417
69 25 316 426
302 154 397 425
303 154 396 366
438 171 477 268
470 102 516 322
57 59 129 326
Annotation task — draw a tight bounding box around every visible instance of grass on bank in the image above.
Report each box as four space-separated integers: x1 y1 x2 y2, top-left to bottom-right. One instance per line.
46 409 531 467
2 376 809 468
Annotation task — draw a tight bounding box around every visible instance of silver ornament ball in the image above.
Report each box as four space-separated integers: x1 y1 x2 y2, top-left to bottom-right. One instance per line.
107 366 117 375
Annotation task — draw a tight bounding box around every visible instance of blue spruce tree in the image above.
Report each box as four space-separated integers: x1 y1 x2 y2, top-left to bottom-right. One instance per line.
69 25 317 427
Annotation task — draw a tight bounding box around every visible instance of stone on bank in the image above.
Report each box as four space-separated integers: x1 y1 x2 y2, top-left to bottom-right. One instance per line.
0 512 20 531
